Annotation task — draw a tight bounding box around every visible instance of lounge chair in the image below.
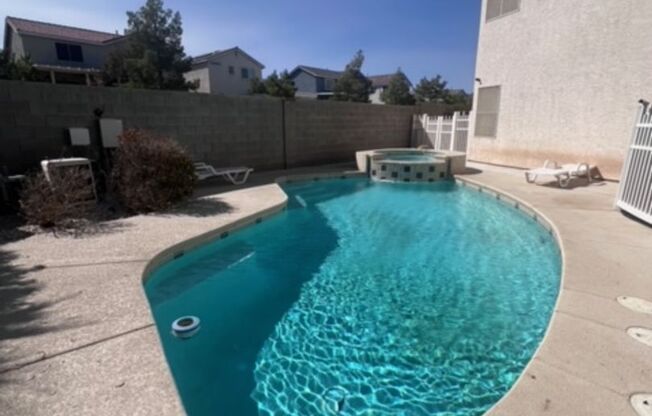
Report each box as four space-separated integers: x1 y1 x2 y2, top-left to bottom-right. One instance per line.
194 163 253 185
524 160 591 188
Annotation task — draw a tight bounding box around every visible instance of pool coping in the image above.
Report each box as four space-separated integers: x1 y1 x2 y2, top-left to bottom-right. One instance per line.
453 176 567 415
141 191 289 283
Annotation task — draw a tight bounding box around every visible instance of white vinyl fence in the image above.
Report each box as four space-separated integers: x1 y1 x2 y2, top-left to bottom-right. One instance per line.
616 100 652 225
411 112 470 152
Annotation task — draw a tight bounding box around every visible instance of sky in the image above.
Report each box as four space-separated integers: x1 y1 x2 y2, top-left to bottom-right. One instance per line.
1 0 481 91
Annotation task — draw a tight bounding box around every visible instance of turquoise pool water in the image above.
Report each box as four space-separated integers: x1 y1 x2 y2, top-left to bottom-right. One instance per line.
145 179 560 416
379 153 437 162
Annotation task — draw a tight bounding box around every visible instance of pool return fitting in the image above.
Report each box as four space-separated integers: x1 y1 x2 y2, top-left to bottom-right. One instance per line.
321 386 348 414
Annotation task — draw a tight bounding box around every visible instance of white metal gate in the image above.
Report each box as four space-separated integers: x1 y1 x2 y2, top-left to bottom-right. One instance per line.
411 112 470 152
616 100 652 224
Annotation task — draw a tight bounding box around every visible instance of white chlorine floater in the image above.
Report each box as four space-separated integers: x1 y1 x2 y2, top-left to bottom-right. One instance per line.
171 316 201 339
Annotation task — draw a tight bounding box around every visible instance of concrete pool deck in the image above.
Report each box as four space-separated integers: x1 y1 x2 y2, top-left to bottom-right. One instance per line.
0 162 650 415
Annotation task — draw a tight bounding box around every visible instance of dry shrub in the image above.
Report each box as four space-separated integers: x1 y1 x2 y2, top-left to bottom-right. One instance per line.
111 129 196 213
20 167 95 228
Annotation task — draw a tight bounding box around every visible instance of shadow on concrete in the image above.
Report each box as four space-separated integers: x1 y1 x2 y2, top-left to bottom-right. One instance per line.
540 178 607 190
0 249 88 383
0 214 32 245
461 167 484 175
160 197 234 218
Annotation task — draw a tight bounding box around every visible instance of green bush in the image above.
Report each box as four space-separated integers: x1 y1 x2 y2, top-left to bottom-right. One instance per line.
111 129 196 213
20 168 95 228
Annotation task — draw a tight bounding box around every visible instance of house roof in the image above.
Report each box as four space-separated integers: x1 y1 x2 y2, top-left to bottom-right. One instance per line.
367 74 394 88
290 65 343 80
5 16 124 45
367 74 413 88
191 47 265 68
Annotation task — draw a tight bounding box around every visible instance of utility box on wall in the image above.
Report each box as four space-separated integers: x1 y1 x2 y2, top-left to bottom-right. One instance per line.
99 119 123 148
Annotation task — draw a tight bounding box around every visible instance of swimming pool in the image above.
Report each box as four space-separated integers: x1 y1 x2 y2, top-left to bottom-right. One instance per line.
145 178 560 415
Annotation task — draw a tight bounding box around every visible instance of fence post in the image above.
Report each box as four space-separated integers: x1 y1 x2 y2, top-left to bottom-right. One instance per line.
450 111 458 151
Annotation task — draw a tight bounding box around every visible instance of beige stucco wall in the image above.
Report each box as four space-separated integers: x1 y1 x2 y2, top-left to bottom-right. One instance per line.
470 0 652 178
370 87 385 104
184 66 211 93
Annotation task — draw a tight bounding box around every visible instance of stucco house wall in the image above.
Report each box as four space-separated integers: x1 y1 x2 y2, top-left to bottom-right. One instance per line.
370 87 385 104
292 71 318 98
470 0 652 178
184 48 263 96
17 34 111 69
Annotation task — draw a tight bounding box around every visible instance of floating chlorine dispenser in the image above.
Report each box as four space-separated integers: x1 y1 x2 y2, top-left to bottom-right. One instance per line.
171 316 200 339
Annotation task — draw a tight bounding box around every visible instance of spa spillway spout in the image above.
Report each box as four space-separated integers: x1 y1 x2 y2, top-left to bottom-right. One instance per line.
171 316 200 339
322 386 348 414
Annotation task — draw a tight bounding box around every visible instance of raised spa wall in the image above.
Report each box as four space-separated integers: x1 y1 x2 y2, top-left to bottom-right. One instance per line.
355 149 467 182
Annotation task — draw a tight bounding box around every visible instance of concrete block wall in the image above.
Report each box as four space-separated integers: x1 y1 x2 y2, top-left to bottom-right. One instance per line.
284 99 413 168
0 80 416 174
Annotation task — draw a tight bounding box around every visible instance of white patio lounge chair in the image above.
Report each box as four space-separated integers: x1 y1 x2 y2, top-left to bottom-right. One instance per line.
524 160 591 188
194 163 253 185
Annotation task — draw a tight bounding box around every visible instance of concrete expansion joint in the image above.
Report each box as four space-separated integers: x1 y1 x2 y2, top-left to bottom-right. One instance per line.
555 309 623 333
0 323 155 375
533 357 627 399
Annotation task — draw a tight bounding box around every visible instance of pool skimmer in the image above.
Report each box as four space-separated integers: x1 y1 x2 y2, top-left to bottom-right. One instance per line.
631 394 652 416
617 296 652 315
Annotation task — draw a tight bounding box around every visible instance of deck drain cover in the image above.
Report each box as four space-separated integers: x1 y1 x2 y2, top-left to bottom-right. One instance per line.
627 327 652 347
631 393 652 416
617 296 652 315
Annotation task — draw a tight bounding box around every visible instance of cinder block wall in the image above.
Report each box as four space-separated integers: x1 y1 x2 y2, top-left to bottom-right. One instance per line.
0 80 418 174
0 80 285 173
284 100 413 168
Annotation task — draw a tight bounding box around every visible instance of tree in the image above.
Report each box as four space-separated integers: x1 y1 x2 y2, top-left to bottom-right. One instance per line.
443 90 472 109
105 0 193 90
248 77 267 95
414 75 448 103
0 50 41 81
333 50 373 103
381 69 415 105
248 70 296 98
264 70 296 98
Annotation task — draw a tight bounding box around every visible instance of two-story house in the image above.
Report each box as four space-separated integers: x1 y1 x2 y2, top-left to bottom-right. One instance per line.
3 16 127 85
289 65 343 99
470 0 652 178
184 47 264 96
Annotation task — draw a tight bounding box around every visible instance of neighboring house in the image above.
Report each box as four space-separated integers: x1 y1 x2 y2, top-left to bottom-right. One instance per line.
368 74 393 104
367 74 413 104
3 16 127 85
289 65 342 99
184 47 264 96
470 0 652 178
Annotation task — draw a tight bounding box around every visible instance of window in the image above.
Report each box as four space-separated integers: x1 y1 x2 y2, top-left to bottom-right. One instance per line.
228 66 234 75
474 86 501 138
486 0 520 22
55 43 83 62
241 68 249 79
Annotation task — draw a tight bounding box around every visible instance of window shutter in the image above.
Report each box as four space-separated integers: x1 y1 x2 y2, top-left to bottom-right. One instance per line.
475 86 501 138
